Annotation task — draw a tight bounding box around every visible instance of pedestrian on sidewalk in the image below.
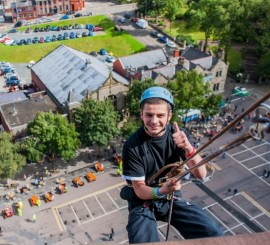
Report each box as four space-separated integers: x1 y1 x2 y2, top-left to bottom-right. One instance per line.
233 189 238 196
108 232 114 241
32 213 37 223
111 228 115 236
221 152 227 159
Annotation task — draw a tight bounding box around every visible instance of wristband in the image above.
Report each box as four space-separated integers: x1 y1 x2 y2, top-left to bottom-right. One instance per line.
152 187 163 199
186 146 196 158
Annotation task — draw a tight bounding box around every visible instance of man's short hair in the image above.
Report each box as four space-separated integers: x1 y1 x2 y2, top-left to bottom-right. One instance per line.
140 98 172 112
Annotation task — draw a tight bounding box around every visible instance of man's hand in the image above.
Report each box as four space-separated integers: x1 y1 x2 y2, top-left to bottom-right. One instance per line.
160 177 181 195
172 122 193 154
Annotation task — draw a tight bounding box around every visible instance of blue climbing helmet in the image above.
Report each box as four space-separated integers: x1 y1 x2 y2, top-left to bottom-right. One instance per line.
140 87 174 111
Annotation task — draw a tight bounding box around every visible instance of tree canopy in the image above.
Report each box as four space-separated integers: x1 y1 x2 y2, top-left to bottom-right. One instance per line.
0 132 26 179
167 70 222 118
27 112 80 162
72 98 120 147
126 79 156 117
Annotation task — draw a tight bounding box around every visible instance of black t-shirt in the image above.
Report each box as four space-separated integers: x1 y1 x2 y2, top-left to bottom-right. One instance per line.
122 124 187 186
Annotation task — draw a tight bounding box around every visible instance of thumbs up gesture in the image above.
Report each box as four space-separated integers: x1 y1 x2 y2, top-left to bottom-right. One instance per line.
172 122 194 155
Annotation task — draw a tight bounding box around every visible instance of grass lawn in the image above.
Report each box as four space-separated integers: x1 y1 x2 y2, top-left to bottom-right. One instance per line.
164 20 206 42
0 15 145 63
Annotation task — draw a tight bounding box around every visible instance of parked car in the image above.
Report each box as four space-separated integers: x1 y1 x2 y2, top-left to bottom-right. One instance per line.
4 72 18 79
45 36 51 42
27 60 36 68
124 13 132 19
166 41 176 49
63 32 69 40
233 86 249 97
66 11 75 15
26 38 32 45
62 25 68 30
39 27 45 32
90 51 98 57
100 48 107 55
60 15 69 20
39 37 45 43
51 35 57 42
14 20 22 27
150 30 162 38
74 13 82 18
86 24 95 30
131 17 138 23
79 24 85 29
158 35 169 43
9 28 18 33
86 11 93 16
51 26 57 31
34 27 40 32
0 36 11 43
76 32 81 38
4 39 14 45
57 34 63 40
6 79 20 86
57 26 62 31
106 56 116 63
18 39 26 45
45 25 51 31
93 26 104 31
32 37 39 44
69 32 75 39
6 75 18 81
74 23 79 29
119 17 126 23
10 40 18 46
82 32 88 37
1 67 15 75
68 25 73 30
88 31 94 36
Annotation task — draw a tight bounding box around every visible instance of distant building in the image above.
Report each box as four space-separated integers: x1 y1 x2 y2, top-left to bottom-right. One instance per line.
179 47 228 93
30 45 129 114
0 91 58 138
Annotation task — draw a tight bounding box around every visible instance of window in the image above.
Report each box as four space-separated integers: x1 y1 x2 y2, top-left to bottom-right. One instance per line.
213 83 220 91
108 95 117 109
215 70 222 77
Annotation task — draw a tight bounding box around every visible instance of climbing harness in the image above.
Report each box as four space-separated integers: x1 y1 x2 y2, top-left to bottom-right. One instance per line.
148 92 270 241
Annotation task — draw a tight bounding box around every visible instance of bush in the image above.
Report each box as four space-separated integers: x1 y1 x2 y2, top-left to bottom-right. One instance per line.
176 34 194 45
158 20 164 26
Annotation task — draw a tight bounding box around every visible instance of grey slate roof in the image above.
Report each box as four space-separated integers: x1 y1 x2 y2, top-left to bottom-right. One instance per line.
31 45 114 105
0 91 28 105
118 49 168 71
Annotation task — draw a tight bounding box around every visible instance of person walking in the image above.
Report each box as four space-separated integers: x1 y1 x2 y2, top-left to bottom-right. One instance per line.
31 213 37 223
221 152 227 159
121 87 223 243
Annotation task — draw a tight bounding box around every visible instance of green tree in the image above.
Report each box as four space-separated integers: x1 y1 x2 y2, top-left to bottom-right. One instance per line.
121 118 142 139
165 0 184 32
167 70 221 119
127 79 155 116
21 138 43 163
0 132 26 179
72 99 120 155
27 112 80 169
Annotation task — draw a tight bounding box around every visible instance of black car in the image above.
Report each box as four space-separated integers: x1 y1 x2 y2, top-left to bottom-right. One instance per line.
32 37 39 44
18 39 26 45
39 27 45 32
51 35 57 42
9 28 18 33
34 27 40 32
66 11 75 15
45 25 51 31
124 13 132 19
57 26 62 31
90 51 98 57
62 26 68 30
14 20 22 28
82 32 88 37
74 13 82 18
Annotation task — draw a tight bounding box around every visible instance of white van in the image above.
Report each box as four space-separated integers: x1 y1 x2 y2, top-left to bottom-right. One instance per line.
178 109 201 123
136 19 148 29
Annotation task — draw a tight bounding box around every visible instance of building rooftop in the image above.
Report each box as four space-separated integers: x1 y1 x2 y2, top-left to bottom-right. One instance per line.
1 93 57 129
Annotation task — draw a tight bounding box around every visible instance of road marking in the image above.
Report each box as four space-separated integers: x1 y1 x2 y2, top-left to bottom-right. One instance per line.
52 206 65 232
53 181 126 209
242 192 270 217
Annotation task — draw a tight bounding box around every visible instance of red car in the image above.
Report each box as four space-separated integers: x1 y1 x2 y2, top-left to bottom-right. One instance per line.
93 26 104 31
39 37 45 43
131 17 138 23
0 37 11 43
